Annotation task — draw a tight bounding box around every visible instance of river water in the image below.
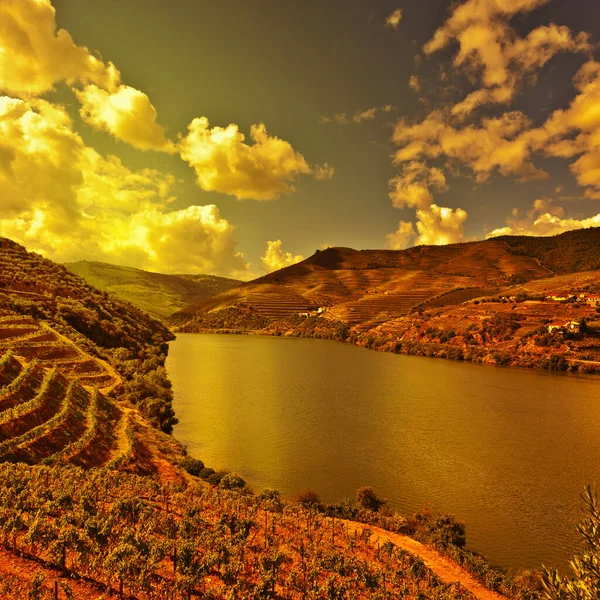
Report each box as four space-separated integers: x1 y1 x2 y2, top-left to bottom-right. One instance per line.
166 333 600 570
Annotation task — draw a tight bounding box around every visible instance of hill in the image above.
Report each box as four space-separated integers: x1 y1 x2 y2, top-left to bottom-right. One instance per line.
64 260 240 320
0 237 185 476
172 229 600 330
170 229 600 374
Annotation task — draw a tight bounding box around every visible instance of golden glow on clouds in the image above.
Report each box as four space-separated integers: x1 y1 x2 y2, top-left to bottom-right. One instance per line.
384 0 598 248
424 0 590 114
319 105 393 126
488 199 600 238
388 162 448 210
384 9 403 31
261 240 304 273
76 84 175 153
179 118 328 201
0 96 247 276
0 0 336 276
386 221 415 250
0 0 120 96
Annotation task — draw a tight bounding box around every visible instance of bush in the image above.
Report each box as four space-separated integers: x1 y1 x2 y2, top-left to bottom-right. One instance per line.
180 456 205 477
199 467 215 480
218 472 246 490
356 487 386 512
406 508 466 548
542 486 600 599
296 488 320 506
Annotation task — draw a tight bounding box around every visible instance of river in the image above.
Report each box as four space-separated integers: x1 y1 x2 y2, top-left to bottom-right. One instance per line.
166 333 600 571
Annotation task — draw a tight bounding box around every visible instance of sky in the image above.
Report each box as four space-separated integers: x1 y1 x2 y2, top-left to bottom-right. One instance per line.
2 0 600 279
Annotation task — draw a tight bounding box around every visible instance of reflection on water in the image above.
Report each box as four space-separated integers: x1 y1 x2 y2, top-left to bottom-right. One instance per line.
166 333 600 570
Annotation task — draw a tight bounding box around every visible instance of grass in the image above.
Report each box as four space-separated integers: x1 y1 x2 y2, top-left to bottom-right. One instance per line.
64 260 240 319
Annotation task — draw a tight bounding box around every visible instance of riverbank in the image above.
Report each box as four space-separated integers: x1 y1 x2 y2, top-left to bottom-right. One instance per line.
171 299 600 375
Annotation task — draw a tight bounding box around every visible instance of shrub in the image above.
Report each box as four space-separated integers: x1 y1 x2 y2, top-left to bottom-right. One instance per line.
218 472 246 490
296 488 320 506
542 486 600 599
199 467 215 480
356 487 386 512
406 508 466 548
180 456 205 477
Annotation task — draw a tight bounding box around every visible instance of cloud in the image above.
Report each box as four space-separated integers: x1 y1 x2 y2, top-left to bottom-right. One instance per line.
319 105 395 126
386 221 416 249
76 84 175 152
385 9 403 30
314 163 335 180
408 75 421 93
0 95 247 277
414 204 467 246
179 117 331 201
393 110 547 182
353 108 377 123
261 240 304 272
424 0 591 113
0 0 120 97
386 204 468 249
487 199 600 238
388 162 448 209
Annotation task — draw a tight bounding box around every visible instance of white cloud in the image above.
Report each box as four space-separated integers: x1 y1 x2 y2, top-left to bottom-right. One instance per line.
386 221 416 249
0 96 247 276
487 199 600 238
261 240 304 272
414 204 467 246
76 84 175 152
424 0 590 113
388 162 448 209
179 118 331 201
0 0 120 97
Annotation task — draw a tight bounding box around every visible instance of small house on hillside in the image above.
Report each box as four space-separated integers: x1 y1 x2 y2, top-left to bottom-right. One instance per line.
546 293 575 302
547 320 581 334
586 295 600 307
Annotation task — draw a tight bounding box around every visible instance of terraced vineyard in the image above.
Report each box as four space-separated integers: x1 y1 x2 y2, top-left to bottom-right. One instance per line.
239 293 316 320
0 351 172 475
421 288 498 309
0 315 119 391
333 292 438 327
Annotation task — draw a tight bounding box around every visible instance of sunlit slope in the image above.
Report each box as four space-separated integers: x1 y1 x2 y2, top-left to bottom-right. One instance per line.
172 230 600 330
64 260 240 319
0 238 185 474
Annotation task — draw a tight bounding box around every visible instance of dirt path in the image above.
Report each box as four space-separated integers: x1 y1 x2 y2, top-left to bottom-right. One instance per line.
343 521 505 600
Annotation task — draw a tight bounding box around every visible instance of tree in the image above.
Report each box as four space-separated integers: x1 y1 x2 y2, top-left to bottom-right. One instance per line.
356 487 386 512
542 486 600 599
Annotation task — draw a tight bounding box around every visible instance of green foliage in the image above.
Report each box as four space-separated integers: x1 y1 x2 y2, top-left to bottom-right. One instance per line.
542 486 600 600
0 463 479 599
180 456 205 477
64 260 239 320
406 508 466 548
356 487 386 512
296 488 321 506
218 472 246 490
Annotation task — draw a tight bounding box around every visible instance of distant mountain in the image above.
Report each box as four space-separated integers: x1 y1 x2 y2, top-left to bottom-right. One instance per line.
64 260 240 319
170 228 600 331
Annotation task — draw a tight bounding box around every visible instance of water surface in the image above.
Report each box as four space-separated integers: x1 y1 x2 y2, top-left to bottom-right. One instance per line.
166 333 600 570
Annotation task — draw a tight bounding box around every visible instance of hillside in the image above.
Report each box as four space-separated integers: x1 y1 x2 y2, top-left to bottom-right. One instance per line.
64 260 240 320
172 230 600 329
170 229 600 374
0 462 548 600
0 237 185 475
